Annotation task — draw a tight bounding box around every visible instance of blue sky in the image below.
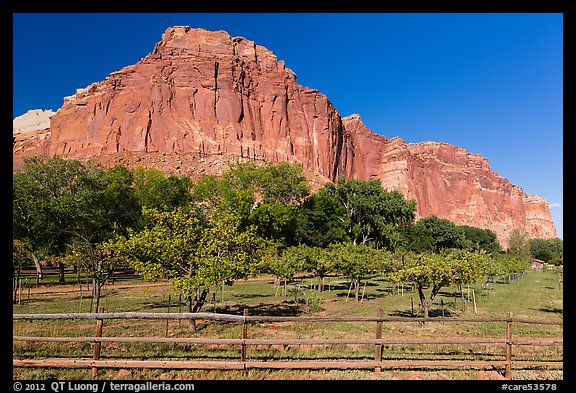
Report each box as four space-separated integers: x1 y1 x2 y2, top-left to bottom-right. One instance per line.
12 13 563 239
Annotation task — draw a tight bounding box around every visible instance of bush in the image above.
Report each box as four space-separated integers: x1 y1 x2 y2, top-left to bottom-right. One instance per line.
307 292 324 314
548 257 563 266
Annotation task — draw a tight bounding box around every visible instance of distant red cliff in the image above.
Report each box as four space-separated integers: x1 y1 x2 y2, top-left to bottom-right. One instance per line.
13 26 556 246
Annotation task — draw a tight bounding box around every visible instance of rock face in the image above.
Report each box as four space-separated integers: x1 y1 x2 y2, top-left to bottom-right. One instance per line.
339 115 556 245
29 26 342 185
12 26 556 246
522 195 557 240
13 109 55 134
13 109 54 160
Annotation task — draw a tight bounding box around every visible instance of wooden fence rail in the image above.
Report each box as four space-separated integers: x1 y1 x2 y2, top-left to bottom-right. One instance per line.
12 336 563 346
13 311 562 379
12 312 562 324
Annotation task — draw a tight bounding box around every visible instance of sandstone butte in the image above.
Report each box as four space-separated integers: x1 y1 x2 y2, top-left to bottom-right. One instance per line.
13 26 556 247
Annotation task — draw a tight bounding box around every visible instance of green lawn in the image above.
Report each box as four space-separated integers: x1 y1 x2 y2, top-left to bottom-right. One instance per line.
13 269 563 380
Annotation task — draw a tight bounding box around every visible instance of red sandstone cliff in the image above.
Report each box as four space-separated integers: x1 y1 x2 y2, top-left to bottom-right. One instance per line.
339 114 556 245
12 26 556 245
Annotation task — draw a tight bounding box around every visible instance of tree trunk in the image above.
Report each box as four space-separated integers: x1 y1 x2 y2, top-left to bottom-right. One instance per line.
31 252 42 281
191 288 209 312
417 285 428 318
76 269 82 291
459 283 467 311
185 296 196 332
184 288 210 332
274 275 280 297
423 301 430 319
58 262 66 284
91 277 101 313
13 263 21 304
354 278 360 302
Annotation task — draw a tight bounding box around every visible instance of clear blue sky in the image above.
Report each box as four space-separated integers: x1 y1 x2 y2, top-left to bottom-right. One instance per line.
12 13 563 239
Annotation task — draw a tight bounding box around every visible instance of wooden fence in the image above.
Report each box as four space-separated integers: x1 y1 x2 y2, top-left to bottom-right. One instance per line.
17 267 139 285
13 311 563 379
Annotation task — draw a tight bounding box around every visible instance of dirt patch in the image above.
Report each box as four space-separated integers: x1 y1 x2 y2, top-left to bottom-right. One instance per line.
113 369 133 379
26 281 170 295
476 370 506 380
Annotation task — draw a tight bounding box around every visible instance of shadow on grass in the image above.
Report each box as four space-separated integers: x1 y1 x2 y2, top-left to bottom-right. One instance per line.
322 284 349 291
234 293 273 299
213 301 304 317
375 287 395 295
536 306 563 315
438 290 467 299
138 300 180 310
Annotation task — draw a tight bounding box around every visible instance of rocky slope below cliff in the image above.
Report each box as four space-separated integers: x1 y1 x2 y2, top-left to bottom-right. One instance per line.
12 26 556 245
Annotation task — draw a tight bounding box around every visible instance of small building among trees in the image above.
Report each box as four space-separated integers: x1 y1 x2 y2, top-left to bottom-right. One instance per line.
531 259 545 271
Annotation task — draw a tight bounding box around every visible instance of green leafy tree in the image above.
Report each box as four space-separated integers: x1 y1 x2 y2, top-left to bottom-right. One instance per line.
101 165 143 231
13 156 84 280
548 257 563 266
447 250 488 311
295 189 347 247
13 157 141 310
321 177 416 247
132 166 192 211
223 160 310 205
193 161 310 244
248 203 299 244
495 253 531 274
391 251 483 318
294 245 334 292
264 246 305 297
457 225 501 253
254 161 311 205
331 243 385 302
13 157 140 284
109 208 268 328
63 242 127 312
405 216 467 253
547 238 564 260
477 253 506 287
529 238 563 262
12 239 34 304
192 174 255 225
507 229 532 262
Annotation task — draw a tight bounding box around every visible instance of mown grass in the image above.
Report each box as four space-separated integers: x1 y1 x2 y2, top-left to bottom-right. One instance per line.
13 269 563 380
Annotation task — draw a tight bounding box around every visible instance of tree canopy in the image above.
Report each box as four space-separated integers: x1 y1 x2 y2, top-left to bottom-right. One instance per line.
319 177 416 248
109 207 269 314
13 155 542 318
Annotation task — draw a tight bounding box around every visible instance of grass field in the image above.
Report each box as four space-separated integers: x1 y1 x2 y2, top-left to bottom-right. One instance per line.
13 268 563 380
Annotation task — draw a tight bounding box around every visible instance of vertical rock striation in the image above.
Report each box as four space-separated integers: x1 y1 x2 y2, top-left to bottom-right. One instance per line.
12 26 556 245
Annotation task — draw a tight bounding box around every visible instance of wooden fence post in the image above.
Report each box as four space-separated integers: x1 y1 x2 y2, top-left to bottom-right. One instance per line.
165 295 171 338
241 308 248 363
374 308 383 375
505 312 513 380
92 307 104 378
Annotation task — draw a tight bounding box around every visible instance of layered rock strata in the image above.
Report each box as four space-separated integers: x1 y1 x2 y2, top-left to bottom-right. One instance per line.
12 26 556 245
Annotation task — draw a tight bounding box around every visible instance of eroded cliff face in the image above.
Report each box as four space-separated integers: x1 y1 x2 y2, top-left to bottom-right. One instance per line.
339 115 556 245
22 26 342 185
522 195 557 240
12 26 556 245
